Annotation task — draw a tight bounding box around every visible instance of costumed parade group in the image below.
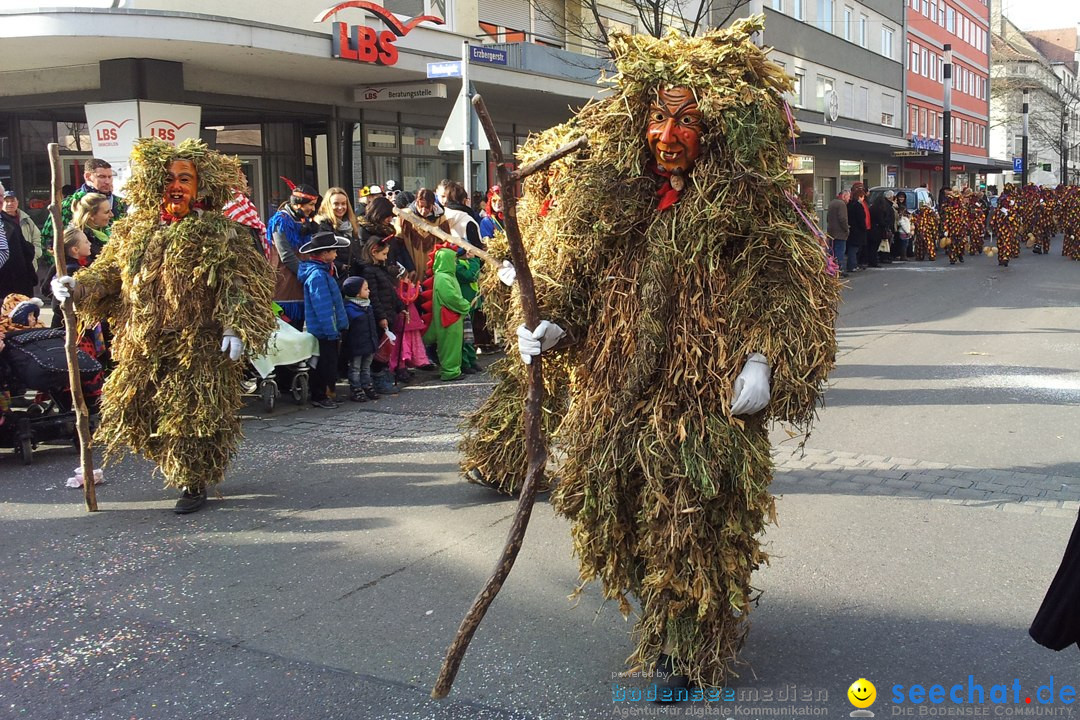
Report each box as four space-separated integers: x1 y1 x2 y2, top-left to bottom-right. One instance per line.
914 183 1080 267
1 14 1071 705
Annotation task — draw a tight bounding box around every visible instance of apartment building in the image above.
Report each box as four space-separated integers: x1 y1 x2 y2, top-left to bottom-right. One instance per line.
989 14 1080 186
903 0 997 190
721 0 906 227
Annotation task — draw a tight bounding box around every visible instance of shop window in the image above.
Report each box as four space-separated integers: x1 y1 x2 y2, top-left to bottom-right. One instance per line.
57 122 91 153
815 75 834 112
211 124 262 152
366 155 403 191
0 119 10 190
401 126 443 157
365 124 399 150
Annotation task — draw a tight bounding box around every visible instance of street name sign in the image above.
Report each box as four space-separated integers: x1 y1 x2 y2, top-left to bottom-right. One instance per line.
427 61 462 78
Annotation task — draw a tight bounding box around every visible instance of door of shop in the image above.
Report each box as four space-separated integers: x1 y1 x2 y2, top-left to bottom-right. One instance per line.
817 176 836 233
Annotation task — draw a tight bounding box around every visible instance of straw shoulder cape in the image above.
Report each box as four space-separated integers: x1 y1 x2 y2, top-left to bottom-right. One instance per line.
460 20 842 686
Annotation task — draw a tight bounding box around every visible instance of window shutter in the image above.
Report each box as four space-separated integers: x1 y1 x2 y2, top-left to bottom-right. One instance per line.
478 0 530 33
533 0 564 43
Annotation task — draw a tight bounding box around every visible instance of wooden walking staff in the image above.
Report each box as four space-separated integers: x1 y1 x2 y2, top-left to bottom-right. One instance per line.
47 143 98 512
431 94 587 700
392 207 500 269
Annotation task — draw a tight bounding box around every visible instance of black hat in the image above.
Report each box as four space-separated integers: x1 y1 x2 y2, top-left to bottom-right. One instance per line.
342 276 366 297
291 183 320 204
299 230 350 254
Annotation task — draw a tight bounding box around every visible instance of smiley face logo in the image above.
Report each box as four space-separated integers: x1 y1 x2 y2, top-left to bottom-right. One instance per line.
848 678 877 709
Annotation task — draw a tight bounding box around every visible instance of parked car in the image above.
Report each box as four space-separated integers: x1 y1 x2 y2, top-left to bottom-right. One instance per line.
868 186 936 212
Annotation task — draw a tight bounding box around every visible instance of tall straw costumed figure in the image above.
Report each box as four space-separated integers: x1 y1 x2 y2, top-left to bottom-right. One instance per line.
459 18 841 687
52 138 277 513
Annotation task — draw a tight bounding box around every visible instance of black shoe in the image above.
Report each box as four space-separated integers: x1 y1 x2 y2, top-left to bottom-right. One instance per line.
363 386 379 400
350 390 367 402
461 365 478 375
174 487 207 514
958 254 964 263
311 398 338 409
653 653 690 704
394 370 411 384
465 468 494 487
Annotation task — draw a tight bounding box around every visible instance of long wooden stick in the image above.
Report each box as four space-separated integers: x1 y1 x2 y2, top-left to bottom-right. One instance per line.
392 207 500 269
48 143 97 511
431 94 587 700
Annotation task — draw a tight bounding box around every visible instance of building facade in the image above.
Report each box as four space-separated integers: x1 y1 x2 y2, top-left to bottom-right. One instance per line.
724 0 908 228
989 15 1080 187
902 0 994 191
0 1 606 229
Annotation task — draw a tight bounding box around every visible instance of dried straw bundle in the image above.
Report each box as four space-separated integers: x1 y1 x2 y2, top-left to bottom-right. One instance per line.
74 138 276 491
460 17 840 685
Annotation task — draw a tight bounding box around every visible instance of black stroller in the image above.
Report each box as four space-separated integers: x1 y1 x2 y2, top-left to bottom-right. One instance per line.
0 328 102 464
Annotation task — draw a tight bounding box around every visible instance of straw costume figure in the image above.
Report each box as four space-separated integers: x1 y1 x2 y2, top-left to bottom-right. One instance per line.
939 190 967 265
912 201 940 261
53 138 276 514
459 20 840 688
990 185 1022 267
1058 185 1080 260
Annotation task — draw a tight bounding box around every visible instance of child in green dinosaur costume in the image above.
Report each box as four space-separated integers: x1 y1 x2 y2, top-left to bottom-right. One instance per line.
422 248 473 382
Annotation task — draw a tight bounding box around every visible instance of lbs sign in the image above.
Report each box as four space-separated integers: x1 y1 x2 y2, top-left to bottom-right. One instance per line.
85 101 201 163
316 1 445 66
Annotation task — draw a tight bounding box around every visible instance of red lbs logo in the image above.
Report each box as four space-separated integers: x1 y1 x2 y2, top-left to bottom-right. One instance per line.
145 120 195 142
316 1 444 66
92 119 133 142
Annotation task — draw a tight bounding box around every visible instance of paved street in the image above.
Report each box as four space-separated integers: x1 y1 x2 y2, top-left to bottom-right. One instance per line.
2 242 1079 720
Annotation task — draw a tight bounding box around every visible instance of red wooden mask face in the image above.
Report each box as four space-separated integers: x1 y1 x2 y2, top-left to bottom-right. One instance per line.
647 86 703 174
163 159 198 218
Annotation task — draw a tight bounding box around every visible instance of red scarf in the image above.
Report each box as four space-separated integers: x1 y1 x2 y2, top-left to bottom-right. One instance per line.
859 198 871 230
652 165 683 212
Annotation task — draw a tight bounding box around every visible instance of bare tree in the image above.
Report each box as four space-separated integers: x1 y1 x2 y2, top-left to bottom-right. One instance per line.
992 72 1080 181
529 0 750 56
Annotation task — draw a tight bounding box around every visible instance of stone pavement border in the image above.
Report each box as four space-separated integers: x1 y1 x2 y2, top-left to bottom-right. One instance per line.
773 447 1080 518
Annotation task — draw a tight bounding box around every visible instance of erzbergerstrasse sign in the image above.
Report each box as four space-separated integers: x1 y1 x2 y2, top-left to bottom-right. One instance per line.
316 0 444 66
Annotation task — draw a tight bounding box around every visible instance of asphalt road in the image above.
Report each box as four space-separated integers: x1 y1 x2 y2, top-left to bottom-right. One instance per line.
1 240 1078 720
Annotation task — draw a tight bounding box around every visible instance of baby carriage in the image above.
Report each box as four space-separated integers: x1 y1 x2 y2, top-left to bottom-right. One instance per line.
0 327 102 465
245 318 318 412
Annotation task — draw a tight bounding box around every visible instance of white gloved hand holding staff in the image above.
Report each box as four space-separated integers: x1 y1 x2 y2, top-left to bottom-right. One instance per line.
729 352 771 415
51 275 76 302
220 329 244 361
516 320 565 364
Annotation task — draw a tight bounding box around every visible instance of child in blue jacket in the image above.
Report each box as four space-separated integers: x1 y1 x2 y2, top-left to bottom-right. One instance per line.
298 231 350 408
342 276 380 402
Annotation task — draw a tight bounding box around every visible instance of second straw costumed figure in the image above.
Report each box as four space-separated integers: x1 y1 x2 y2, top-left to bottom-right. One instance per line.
460 18 841 687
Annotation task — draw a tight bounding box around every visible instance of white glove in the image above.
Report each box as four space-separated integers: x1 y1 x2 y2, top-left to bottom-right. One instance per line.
220 331 244 361
730 353 771 416
497 260 516 287
384 329 397 344
51 275 76 302
516 320 564 365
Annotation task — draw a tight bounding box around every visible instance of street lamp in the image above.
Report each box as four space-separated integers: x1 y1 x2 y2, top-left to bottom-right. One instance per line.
942 44 952 194
1022 87 1029 186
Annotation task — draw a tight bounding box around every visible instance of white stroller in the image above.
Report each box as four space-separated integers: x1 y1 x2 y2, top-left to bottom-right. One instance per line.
245 318 319 412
